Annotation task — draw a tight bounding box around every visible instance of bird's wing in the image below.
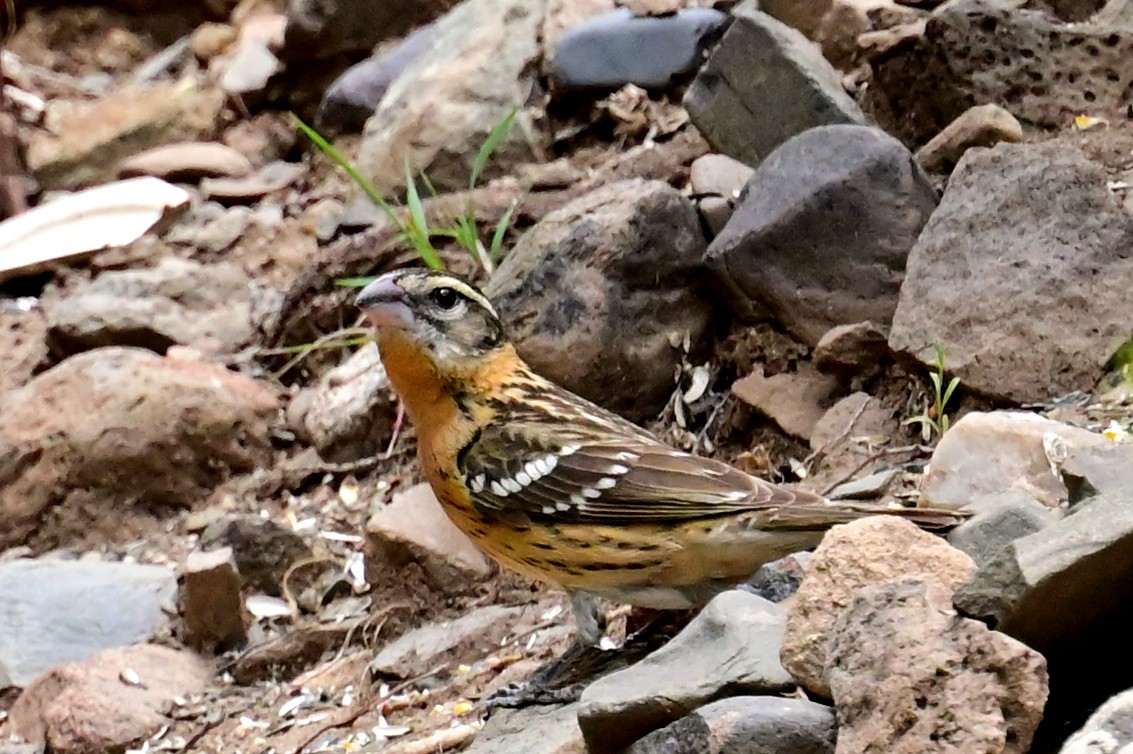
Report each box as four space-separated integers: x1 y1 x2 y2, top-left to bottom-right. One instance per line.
459 420 819 524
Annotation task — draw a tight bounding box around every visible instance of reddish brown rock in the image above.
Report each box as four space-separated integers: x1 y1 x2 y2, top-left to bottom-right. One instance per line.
780 516 976 696
7 645 212 754
0 348 280 548
181 548 247 651
827 580 1047 754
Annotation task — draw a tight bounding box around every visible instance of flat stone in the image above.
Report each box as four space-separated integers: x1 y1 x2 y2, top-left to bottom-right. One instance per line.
888 141 1133 403
117 142 253 182
947 490 1059 568
286 342 396 463
45 258 259 356
732 364 840 442
626 696 836 754
781 516 976 697
578 591 793 753
365 483 493 590
7 645 212 754
464 703 585 754
280 0 458 61
0 560 176 687
1060 442 1133 503
549 8 728 90
809 392 896 454
487 179 710 422
181 548 247 652
915 103 1023 174
28 78 225 190
706 125 936 342
828 580 1047 754
685 1 865 167
827 469 901 500
201 161 306 204
920 411 1110 511
370 604 528 679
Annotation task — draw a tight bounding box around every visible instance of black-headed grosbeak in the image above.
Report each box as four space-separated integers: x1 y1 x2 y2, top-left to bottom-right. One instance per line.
356 269 963 645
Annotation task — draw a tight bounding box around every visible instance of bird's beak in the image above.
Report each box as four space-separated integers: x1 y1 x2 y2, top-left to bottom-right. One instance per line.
356 274 415 330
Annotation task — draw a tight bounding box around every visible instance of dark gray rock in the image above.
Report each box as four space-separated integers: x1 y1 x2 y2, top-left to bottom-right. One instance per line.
743 552 811 603
464 703 584 754
947 490 1059 568
889 141 1133 404
315 23 438 134
706 125 937 344
685 0 865 167
626 696 836 754
0 559 177 687
46 258 259 356
486 178 711 422
370 604 527 679
199 515 313 596
549 8 727 90
828 580 1048 754
1060 443 1133 504
577 591 793 754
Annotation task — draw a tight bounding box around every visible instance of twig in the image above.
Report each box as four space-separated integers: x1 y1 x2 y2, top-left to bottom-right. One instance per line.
819 444 930 496
385 724 481 754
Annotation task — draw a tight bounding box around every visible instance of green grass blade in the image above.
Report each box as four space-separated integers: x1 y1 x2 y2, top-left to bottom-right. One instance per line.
489 202 516 261
403 162 442 270
469 107 518 190
335 277 378 288
290 113 406 235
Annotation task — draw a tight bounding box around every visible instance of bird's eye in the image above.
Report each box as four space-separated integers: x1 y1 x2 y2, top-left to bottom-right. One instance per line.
430 287 459 310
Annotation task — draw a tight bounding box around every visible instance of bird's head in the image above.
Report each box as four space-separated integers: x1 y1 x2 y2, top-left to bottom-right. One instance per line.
355 268 507 370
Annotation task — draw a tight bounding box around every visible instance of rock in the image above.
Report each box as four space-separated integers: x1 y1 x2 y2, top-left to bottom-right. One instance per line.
954 486 1133 649
866 0 1133 145
684 1 866 167
201 161 306 204
827 469 900 501
0 309 47 394
0 559 177 687
549 8 728 90
189 22 237 62
286 342 396 463
116 142 253 182
165 202 253 253
198 516 313 596
486 179 711 422
7 645 212 754
365 482 493 590
222 113 296 166
1060 688 1133 754
578 591 793 753
706 125 937 342
813 321 891 377
947 490 1058 568
464 703 585 754
181 548 247 651
781 516 976 697
314 23 438 135
915 104 1023 174
758 0 833 37
920 411 1111 510
0 348 279 548
689 153 753 199
731 364 840 442
814 0 923 70
27 78 225 190
370 604 527 678
890 142 1133 403
356 0 549 195
280 0 458 61
45 258 259 356
216 13 285 96
827 580 1048 754
626 696 837 754
1060 442 1133 503
809 392 897 454
697 196 733 236
743 552 812 603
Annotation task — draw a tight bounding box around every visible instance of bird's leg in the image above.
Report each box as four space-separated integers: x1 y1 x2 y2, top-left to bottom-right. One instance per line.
484 592 616 711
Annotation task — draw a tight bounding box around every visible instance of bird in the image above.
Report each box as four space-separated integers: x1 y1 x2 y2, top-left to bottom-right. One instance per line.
355 268 965 647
